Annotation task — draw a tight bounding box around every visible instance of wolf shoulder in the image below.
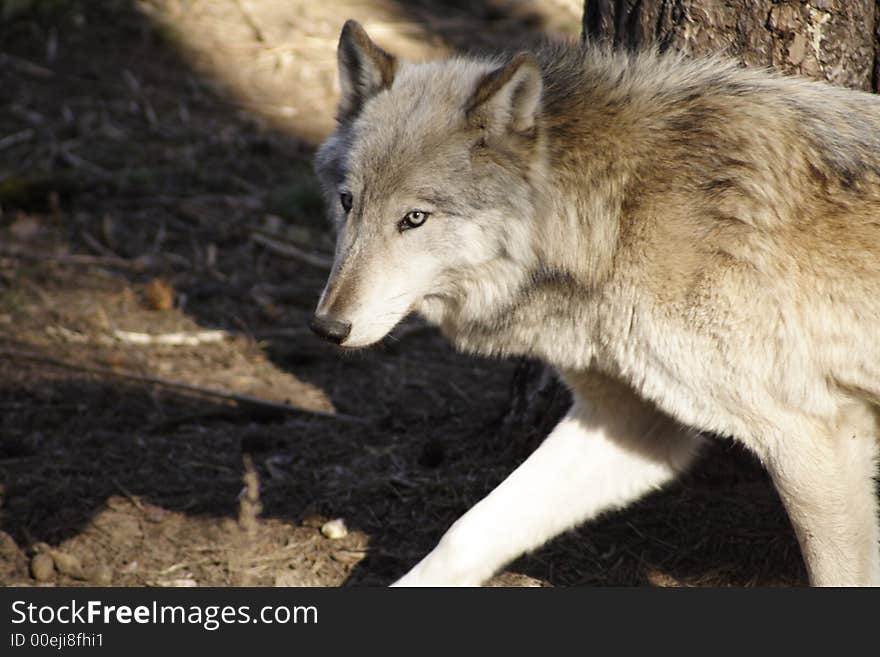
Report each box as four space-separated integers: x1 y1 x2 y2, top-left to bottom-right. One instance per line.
535 46 880 405
538 43 880 221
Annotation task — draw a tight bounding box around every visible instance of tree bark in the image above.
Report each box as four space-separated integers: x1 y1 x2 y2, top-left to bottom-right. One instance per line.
875 0 880 91
582 0 880 92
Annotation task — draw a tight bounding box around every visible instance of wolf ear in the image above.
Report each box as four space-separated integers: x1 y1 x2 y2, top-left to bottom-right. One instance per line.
336 19 397 122
466 53 542 135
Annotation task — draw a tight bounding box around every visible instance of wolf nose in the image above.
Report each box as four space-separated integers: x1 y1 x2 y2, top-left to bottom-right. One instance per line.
308 314 352 344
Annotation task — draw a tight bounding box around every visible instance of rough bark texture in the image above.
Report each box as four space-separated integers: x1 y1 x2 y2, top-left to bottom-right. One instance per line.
583 0 880 92
875 0 880 91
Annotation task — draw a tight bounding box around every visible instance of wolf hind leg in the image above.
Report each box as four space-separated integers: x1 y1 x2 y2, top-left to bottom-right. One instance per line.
764 402 880 586
392 372 703 587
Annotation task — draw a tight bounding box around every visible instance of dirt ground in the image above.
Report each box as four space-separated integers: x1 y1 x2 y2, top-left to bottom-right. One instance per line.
0 0 807 587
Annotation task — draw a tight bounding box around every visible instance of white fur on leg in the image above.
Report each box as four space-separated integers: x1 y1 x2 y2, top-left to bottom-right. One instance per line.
763 403 880 586
392 391 702 587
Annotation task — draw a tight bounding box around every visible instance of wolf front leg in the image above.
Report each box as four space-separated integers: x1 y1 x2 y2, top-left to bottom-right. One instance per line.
762 402 880 586
392 372 703 587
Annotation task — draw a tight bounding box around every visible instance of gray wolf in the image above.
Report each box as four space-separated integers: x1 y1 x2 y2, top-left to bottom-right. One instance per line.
310 20 880 586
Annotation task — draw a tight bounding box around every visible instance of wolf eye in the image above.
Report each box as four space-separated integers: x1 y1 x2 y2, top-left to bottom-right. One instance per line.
398 210 429 232
340 192 353 214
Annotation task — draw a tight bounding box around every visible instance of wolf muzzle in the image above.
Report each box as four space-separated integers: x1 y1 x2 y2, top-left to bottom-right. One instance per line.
308 314 352 344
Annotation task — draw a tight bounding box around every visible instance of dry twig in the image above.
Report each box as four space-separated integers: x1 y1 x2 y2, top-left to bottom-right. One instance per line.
250 231 332 269
0 247 189 272
113 329 229 347
0 129 35 151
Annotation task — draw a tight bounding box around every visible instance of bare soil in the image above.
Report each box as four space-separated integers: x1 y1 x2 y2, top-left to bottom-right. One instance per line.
0 0 806 587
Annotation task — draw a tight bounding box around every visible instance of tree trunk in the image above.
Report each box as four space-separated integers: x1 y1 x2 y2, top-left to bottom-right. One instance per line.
582 0 880 92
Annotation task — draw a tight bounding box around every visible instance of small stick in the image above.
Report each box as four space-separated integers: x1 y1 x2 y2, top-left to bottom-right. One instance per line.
0 248 145 271
0 53 54 79
0 129 35 151
80 230 120 258
113 329 229 347
111 477 148 514
0 247 186 272
59 149 114 180
0 348 364 424
250 232 333 269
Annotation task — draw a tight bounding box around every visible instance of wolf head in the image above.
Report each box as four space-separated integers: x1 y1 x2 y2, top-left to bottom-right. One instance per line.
310 20 546 347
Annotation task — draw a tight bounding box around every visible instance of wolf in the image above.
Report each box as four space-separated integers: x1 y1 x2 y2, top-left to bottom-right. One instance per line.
309 20 880 586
